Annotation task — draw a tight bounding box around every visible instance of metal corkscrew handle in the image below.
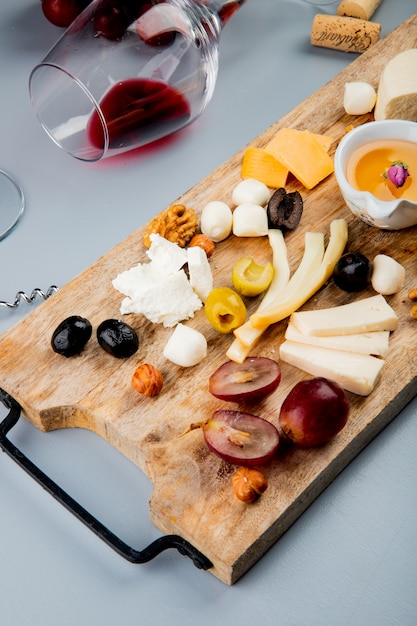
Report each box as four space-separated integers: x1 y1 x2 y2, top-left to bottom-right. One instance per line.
0 286 59 309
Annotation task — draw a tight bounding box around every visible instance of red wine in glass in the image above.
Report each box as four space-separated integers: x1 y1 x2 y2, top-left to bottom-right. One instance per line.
87 78 191 150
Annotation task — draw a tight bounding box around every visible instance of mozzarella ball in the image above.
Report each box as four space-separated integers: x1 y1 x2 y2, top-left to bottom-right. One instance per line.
163 323 207 367
232 178 270 207
200 201 233 242
232 203 268 237
371 254 405 295
343 82 377 115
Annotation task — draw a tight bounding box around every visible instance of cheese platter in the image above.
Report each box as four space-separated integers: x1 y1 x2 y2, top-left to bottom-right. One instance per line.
0 13 416 585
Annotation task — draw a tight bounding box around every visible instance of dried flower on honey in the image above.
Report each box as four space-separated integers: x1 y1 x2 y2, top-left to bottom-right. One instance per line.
144 204 198 248
382 161 409 188
232 466 268 503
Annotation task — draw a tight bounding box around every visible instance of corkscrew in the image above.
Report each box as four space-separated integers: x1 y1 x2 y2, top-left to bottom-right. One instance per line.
0 286 59 310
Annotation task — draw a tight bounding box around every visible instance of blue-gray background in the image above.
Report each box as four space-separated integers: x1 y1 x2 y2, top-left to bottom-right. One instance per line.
0 2 416 624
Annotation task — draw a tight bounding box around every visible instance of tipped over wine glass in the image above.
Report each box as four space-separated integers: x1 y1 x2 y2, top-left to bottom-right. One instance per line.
30 0 248 161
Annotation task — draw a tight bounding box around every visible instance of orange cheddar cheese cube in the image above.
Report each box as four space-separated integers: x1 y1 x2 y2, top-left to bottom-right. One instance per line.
241 147 288 188
264 128 334 190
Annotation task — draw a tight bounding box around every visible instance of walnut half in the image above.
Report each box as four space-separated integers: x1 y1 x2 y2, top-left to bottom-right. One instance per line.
144 204 198 248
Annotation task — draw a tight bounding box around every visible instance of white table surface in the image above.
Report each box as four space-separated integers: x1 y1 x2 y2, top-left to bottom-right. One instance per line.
0 1 416 624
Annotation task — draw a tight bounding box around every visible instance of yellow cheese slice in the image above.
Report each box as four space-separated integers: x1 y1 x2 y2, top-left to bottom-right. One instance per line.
241 147 288 188
279 340 384 396
226 229 290 363
241 230 325 338
264 128 334 189
290 294 398 337
306 130 334 152
250 219 348 329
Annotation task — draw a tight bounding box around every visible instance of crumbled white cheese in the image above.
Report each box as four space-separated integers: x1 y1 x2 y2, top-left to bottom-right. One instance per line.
146 233 188 273
112 235 211 327
187 245 213 303
119 269 202 327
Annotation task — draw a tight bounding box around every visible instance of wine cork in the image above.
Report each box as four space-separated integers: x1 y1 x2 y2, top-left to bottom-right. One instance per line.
336 0 382 21
311 14 381 53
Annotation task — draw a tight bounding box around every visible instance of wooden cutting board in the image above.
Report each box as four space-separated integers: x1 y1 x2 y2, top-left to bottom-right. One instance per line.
1 14 416 585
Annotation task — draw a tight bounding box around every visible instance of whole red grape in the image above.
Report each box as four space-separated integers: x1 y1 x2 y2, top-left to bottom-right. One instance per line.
279 377 350 447
41 0 92 28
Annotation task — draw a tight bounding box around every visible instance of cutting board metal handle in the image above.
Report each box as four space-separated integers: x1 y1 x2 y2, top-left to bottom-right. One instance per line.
0 388 212 573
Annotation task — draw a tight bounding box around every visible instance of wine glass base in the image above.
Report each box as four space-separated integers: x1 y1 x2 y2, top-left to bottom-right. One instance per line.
0 170 25 241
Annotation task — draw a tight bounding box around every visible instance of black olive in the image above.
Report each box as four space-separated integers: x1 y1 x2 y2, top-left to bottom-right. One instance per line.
267 188 303 231
97 319 139 358
333 252 372 292
51 316 92 357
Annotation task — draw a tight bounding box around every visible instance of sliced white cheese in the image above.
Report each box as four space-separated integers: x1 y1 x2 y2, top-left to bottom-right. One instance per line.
290 294 398 337
285 322 390 357
279 340 384 396
374 49 417 121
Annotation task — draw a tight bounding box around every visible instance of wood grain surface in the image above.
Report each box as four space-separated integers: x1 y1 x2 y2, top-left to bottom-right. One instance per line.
0 14 416 584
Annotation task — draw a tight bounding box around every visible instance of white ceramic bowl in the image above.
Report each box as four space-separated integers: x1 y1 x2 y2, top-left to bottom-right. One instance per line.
334 119 417 229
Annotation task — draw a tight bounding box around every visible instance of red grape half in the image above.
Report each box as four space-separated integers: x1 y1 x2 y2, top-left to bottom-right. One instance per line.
202 409 280 466
208 357 281 403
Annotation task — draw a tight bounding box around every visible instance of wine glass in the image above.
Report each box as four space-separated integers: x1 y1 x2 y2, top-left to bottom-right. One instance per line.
0 169 24 241
29 0 247 162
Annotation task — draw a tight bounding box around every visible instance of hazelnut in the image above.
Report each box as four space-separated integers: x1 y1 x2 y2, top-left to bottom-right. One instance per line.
408 288 417 301
410 304 417 320
232 467 268 503
132 363 164 397
188 234 215 258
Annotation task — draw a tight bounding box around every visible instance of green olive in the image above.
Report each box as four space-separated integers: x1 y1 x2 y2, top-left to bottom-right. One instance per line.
232 257 273 297
204 287 246 334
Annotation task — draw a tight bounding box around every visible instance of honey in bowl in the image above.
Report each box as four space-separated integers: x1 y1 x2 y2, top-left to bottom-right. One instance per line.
346 138 417 201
